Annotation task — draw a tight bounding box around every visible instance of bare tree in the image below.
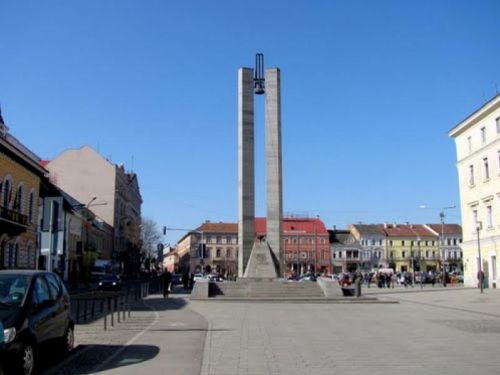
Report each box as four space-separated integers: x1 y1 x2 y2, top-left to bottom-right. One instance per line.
140 217 162 261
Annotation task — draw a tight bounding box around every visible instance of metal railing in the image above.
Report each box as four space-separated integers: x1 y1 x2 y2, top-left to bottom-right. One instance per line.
0 205 28 226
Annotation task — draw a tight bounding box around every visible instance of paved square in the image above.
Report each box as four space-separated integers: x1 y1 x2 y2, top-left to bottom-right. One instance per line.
190 289 500 375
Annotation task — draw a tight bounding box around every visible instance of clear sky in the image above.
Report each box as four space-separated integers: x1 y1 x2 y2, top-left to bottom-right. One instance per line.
2 0 499 244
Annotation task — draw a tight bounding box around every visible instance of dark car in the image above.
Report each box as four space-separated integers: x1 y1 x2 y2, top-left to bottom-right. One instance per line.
96 274 122 291
171 274 183 286
0 270 74 375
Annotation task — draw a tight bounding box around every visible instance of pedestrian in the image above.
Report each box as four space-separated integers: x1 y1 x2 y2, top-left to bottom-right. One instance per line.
182 271 189 290
189 272 195 289
477 270 485 289
161 269 172 298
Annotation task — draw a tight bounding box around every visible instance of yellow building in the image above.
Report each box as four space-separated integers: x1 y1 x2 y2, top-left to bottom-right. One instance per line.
382 224 440 273
1 112 46 269
449 94 500 288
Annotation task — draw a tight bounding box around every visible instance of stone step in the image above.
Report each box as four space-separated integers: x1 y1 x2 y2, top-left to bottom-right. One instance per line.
210 280 325 298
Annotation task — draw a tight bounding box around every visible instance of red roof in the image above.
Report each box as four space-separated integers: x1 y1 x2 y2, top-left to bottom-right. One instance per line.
197 218 328 236
39 160 50 168
198 222 238 233
255 217 328 236
380 224 436 238
425 224 462 235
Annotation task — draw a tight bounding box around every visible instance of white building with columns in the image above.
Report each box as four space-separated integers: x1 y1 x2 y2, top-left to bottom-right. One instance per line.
449 94 500 288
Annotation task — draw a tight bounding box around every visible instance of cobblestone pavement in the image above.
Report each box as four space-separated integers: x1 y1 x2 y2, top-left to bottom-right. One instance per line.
39 292 191 375
189 288 500 375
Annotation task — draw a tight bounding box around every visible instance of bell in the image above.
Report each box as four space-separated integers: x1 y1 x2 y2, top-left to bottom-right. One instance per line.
254 82 265 95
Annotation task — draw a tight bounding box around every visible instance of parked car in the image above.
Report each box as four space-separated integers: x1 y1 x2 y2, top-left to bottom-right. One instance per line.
298 273 317 282
97 274 122 291
0 270 74 375
193 273 205 282
171 274 183 285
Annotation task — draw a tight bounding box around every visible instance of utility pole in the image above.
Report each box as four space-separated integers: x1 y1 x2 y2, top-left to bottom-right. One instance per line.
440 206 456 287
476 221 484 293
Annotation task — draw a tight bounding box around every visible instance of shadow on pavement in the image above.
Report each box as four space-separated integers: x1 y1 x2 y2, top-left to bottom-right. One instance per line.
132 296 187 311
39 344 159 375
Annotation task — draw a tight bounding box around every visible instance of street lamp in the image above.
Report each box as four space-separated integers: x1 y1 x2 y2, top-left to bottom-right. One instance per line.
440 206 456 287
476 221 484 293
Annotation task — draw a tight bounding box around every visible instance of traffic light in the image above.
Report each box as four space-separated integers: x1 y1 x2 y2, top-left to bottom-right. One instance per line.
163 226 167 235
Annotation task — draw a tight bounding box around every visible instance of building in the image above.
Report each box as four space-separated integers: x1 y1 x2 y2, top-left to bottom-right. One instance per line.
44 145 142 276
277 217 330 275
180 217 329 277
195 222 238 277
449 94 500 288
1 112 46 270
329 229 363 273
382 223 440 273
348 224 386 269
424 224 463 273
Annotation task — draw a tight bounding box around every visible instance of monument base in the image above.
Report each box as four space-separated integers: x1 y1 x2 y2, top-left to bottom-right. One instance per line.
243 241 278 278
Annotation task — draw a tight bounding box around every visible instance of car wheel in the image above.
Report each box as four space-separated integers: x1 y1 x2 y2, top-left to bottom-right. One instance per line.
19 343 35 375
61 325 75 354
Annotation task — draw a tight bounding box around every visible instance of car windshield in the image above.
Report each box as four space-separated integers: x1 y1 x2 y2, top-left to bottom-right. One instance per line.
101 275 119 281
0 274 31 306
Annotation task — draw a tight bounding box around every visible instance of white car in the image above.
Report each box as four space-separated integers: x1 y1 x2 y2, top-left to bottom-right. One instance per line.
193 273 205 282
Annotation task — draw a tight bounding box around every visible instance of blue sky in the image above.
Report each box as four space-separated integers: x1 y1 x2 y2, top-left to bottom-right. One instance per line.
2 1 499 244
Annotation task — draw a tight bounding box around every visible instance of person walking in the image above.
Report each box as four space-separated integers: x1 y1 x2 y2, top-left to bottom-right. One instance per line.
161 269 172 298
182 271 189 290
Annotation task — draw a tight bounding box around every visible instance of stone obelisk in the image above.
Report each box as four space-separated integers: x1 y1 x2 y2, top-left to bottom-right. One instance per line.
238 68 255 278
265 68 282 266
238 55 283 278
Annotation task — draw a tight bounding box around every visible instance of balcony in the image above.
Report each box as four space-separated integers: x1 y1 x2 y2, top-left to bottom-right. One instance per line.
0 205 28 235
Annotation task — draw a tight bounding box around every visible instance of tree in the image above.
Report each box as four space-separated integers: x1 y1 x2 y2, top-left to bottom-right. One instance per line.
140 218 162 267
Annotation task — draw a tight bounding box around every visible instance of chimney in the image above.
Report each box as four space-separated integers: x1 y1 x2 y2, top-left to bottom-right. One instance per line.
383 222 388 229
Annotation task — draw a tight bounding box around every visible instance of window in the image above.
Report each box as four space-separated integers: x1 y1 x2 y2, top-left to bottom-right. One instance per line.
472 208 478 229
469 164 475 185
401 240 405 246
426 251 430 258
227 248 231 257
216 248 221 257
32 277 51 305
379 240 383 246
496 117 500 134
226 237 231 244
371 239 375 246
285 238 289 244
467 136 472 153
14 184 23 212
484 158 490 180
389 240 393 246
498 151 500 174
447 239 451 246
453 238 457 245
2 178 11 208
481 126 486 144
425 241 428 246
338 252 342 258
432 241 435 246
402 251 406 258
45 274 62 300
216 237 221 244
487 205 493 228
28 191 34 223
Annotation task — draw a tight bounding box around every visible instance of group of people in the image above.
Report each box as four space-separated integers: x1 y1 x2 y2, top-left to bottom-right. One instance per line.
159 270 195 298
337 270 446 289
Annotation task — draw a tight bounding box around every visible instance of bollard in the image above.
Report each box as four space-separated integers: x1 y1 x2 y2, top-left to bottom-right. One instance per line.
103 300 107 331
91 299 95 319
355 279 362 297
127 293 131 318
117 296 121 323
122 296 126 321
109 298 114 327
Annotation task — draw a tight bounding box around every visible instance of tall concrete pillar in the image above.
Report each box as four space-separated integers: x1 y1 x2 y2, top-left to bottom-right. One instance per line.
238 68 255 277
265 68 283 274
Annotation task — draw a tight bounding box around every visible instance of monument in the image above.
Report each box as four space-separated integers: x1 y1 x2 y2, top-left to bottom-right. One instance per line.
238 54 283 278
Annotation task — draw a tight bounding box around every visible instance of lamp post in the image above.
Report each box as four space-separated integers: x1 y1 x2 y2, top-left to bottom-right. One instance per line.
439 206 456 287
476 221 484 293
